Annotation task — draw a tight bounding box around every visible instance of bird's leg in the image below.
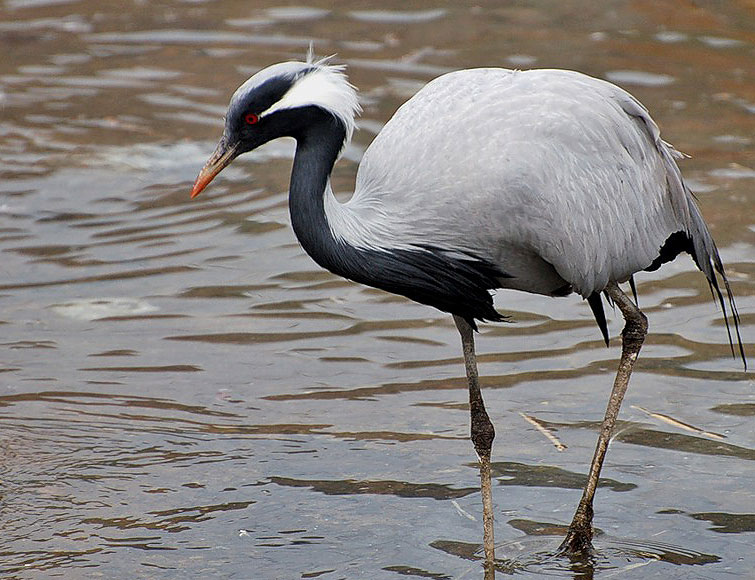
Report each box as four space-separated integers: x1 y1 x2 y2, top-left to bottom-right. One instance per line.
558 282 647 555
453 315 496 572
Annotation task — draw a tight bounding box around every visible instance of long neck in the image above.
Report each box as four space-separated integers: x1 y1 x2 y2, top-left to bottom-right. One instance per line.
288 111 349 276
288 109 506 327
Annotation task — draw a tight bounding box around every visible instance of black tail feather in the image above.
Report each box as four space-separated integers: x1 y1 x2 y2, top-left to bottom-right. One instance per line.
587 292 610 347
708 255 746 370
649 202 746 369
686 199 746 369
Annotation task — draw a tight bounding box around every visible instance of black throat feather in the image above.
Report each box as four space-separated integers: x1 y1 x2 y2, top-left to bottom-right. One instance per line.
287 106 507 328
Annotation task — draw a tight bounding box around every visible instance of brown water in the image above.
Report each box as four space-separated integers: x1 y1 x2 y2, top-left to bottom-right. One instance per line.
1 1 753 579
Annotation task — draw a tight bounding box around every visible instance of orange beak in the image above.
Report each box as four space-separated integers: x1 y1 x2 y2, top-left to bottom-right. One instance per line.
190 140 239 199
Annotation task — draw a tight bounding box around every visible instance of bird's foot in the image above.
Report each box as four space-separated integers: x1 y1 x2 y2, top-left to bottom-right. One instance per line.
556 524 595 557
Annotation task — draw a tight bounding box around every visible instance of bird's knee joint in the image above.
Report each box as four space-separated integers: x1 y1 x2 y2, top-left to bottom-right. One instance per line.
471 418 495 455
622 311 648 343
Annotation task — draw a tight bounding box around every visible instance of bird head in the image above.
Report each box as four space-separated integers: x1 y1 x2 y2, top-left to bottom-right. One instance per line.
190 56 360 198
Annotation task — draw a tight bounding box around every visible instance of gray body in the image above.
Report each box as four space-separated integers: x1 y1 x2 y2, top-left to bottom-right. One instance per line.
332 68 707 299
193 58 740 350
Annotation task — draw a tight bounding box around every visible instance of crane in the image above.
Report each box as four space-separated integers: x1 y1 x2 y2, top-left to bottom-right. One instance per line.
189 53 743 569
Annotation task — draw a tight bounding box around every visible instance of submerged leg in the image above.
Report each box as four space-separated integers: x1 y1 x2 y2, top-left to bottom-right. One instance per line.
453 315 496 572
558 282 648 555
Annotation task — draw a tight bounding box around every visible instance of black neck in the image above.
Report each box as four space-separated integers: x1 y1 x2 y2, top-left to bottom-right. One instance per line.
288 107 346 270
287 107 506 327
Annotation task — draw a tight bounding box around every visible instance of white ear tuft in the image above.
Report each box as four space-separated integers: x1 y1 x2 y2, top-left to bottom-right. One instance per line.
260 61 361 143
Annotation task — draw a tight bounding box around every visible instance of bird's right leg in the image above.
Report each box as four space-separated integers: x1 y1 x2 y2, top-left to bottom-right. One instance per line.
453 315 496 574
558 281 647 555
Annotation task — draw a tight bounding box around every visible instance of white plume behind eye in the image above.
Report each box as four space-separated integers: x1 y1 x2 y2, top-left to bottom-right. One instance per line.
258 60 362 142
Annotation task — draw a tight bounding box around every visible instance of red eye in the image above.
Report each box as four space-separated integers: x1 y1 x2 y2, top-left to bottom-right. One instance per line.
245 113 259 125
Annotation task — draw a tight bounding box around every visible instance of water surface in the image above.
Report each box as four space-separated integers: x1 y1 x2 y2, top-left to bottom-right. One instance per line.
0 1 753 578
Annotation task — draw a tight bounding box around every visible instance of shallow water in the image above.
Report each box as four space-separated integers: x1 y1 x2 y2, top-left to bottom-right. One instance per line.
0 1 753 579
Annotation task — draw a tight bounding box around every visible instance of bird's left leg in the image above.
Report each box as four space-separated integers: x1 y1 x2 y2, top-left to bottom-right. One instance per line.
453 315 496 572
558 282 647 555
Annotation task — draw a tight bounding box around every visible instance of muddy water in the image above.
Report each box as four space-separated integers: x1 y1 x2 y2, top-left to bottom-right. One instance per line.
0 1 753 579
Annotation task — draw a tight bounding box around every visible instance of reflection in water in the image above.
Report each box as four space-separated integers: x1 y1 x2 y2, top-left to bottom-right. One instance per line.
711 403 755 417
84 499 256 534
0 0 752 578
489 462 636 492
431 533 720 578
271 476 478 501
383 565 453 580
615 427 755 461
666 510 755 534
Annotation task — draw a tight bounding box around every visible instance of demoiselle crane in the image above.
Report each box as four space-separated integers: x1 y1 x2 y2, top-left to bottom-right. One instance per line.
190 54 744 567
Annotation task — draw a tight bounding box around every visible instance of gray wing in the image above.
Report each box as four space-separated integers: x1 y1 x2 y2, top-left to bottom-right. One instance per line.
349 68 714 298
